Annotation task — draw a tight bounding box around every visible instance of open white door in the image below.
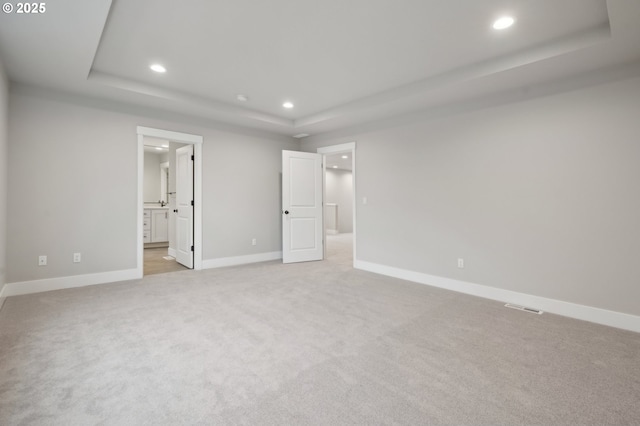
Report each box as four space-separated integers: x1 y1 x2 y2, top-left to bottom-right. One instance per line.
176 145 194 268
282 150 323 263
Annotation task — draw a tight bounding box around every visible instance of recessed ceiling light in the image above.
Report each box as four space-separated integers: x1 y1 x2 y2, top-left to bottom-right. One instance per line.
293 133 309 138
283 101 294 109
341 155 348 159
155 147 163 150
150 64 167 73
162 144 169 148
237 94 248 102
332 165 338 169
493 16 515 30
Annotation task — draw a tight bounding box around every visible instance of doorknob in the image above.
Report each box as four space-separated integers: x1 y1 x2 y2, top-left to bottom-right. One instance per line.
174 209 178 213
284 210 289 215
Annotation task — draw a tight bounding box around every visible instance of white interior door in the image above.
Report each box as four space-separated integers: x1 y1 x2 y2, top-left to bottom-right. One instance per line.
176 145 194 268
282 150 323 263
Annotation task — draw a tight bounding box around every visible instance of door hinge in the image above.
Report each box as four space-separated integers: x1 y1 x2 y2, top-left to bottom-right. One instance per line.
191 155 194 161
191 200 194 206
191 245 194 252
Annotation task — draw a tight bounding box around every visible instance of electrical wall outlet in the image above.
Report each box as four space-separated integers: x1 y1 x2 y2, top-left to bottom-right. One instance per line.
457 258 464 268
251 238 257 246
38 255 47 266
73 253 81 263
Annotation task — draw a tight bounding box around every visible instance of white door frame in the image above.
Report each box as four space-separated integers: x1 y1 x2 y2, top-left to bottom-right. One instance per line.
317 142 357 266
136 126 203 277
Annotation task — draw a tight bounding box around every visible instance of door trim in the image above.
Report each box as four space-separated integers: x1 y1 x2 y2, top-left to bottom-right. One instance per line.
136 126 203 278
317 142 356 266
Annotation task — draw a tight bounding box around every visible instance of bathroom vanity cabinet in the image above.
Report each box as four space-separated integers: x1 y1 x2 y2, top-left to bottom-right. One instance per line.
143 207 169 243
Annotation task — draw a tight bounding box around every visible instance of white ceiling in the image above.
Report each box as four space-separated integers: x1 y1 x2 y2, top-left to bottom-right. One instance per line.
143 136 169 153
0 0 638 137
325 153 353 171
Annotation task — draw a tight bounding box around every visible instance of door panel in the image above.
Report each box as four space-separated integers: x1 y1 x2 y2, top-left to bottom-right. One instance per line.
282 150 323 263
176 145 194 268
290 218 318 250
290 158 317 206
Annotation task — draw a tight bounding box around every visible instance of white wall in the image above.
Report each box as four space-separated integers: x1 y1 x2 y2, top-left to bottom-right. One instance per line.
0 54 8 300
325 169 353 233
6 87 298 284
167 142 184 201
143 151 162 202
302 75 640 319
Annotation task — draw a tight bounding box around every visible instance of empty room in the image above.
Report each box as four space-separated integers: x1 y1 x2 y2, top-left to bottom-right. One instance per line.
1 1 639 424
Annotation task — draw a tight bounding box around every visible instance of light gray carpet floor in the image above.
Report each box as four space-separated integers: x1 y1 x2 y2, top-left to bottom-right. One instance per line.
1 233 640 425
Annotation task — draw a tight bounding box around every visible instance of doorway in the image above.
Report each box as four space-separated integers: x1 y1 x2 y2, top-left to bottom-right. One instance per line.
318 142 356 267
141 139 190 275
136 126 203 278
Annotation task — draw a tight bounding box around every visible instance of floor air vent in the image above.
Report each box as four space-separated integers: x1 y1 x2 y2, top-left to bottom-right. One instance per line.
504 303 543 315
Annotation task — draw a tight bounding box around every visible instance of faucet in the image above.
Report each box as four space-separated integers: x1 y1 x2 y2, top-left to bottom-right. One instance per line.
159 200 166 207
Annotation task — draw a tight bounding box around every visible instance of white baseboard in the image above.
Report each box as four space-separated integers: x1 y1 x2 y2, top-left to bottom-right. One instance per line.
1 269 141 297
3 251 281 297
326 229 339 235
355 260 640 334
168 247 177 258
202 251 282 269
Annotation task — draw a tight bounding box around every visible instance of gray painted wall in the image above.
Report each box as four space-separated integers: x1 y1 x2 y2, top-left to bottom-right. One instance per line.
143 151 162 203
7 88 298 283
302 76 640 317
325 169 353 233
0 55 8 293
